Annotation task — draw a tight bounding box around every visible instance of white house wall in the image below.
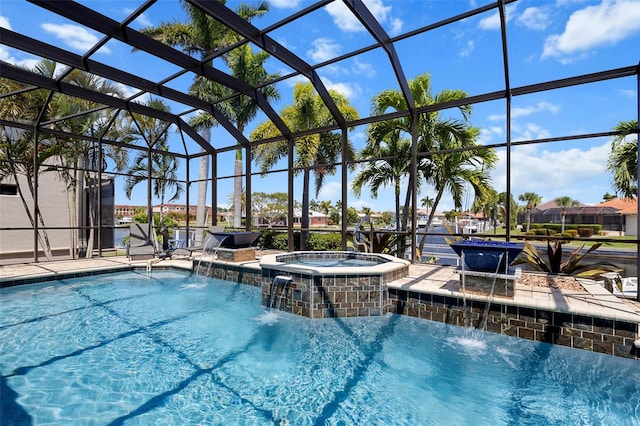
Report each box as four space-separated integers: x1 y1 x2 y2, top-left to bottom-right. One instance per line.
0 173 73 258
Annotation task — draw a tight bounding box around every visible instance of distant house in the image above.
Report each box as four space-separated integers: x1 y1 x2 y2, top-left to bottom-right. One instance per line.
531 198 637 236
115 203 221 223
292 209 329 227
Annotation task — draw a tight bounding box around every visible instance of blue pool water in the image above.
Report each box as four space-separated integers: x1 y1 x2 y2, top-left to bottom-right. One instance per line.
286 258 380 267
1 270 639 425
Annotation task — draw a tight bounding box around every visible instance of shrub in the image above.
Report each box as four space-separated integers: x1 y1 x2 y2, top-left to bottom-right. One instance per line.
533 228 555 236
513 240 620 277
306 233 343 251
577 227 594 238
270 232 291 251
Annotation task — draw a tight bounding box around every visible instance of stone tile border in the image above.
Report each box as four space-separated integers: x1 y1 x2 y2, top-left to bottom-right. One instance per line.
386 288 639 360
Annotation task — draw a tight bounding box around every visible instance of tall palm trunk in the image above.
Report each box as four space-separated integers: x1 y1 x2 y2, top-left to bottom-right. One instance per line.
85 174 97 259
195 128 211 245
401 174 414 231
394 179 401 231
301 168 311 250
233 148 242 228
417 186 445 256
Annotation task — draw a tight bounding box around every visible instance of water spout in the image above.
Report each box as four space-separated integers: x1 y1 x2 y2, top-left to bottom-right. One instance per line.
195 234 228 281
481 252 505 331
270 275 293 310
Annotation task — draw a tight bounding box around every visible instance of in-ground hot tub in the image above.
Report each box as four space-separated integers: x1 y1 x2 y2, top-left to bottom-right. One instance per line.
260 251 410 319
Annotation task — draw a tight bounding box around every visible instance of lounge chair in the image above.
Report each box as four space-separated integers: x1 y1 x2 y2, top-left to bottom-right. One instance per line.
128 223 158 261
171 226 225 258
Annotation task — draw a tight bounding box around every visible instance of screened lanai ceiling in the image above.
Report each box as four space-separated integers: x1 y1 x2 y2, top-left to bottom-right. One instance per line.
2 0 638 160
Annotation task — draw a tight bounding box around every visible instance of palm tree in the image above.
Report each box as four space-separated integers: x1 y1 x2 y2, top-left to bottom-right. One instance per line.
421 195 434 211
366 73 481 231
0 64 58 260
472 187 499 233
607 120 638 198
0 132 55 260
190 43 279 229
420 125 497 234
251 82 359 248
140 0 269 242
318 200 332 226
497 192 518 231
555 196 580 233
1 60 129 259
518 192 542 232
124 142 183 222
123 97 182 224
352 129 411 233
50 67 129 258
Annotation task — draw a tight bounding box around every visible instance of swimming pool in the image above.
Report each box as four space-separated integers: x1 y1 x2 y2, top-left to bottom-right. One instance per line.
1 270 639 424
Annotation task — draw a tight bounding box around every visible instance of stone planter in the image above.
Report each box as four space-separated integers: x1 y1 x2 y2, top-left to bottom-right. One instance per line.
450 240 524 273
450 240 525 299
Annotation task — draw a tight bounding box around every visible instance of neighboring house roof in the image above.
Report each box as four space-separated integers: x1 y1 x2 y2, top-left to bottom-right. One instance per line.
416 209 445 216
535 199 587 211
535 197 638 216
595 197 638 215
293 209 327 218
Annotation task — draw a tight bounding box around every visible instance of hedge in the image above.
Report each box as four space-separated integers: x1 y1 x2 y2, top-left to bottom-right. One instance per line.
529 223 601 234
258 231 343 251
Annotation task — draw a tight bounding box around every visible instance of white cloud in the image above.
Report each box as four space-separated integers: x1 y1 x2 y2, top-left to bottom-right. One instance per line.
0 16 12 30
478 3 517 30
496 142 612 201
489 101 560 122
41 23 111 54
307 37 341 63
352 59 376 78
512 122 552 141
325 0 402 34
478 126 504 145
512 101 560 119
478 11 502 30
616 88 636 98
0 46 40 69
270 0 301 9
317 180 342 201
389 17 403 35
123 8 152 28
517 7 549 30
460 40 475 57
321 76 360 99
543 0 640 59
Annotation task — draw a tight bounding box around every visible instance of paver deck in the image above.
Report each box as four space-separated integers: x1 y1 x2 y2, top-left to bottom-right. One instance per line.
1 257 639 324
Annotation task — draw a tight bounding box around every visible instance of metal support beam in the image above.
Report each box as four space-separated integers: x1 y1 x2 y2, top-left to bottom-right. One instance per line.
187 0 347 129
342 0 415 115
24 1 291 143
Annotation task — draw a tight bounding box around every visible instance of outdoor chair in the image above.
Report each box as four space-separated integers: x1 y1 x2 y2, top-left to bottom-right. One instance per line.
127 223 158 261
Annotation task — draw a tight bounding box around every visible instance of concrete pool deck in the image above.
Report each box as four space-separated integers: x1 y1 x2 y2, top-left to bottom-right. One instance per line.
1 256 638 323
1 256 639 358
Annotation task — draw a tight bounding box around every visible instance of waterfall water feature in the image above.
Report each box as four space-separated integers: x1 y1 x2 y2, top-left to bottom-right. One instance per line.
269 275 293 310
195 235 228 281
480 252 505 331
460 252 471 328
459 251 506 330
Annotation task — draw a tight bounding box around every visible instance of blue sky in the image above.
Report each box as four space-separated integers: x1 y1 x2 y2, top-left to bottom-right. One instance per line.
1 0 639 214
